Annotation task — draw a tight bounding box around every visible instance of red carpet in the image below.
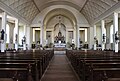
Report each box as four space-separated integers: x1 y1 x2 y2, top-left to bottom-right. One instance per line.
40 51 80 81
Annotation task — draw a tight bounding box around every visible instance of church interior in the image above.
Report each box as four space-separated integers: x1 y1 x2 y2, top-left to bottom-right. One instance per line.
0 0 120 81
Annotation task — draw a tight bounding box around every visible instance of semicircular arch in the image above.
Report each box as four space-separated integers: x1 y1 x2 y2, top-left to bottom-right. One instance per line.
43 8 77 29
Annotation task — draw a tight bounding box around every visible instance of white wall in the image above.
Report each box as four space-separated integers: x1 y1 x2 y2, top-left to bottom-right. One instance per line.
0 19 1 30
8 22 14 44
26 26 31 49
46 16 73 29
87 27 94 49
18 26 24 45
35 30 40 43
105 22 112 49
30 27 33 48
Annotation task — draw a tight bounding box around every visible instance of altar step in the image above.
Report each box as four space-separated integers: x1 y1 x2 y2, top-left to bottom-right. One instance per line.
54 51 66 55
54 47 66 51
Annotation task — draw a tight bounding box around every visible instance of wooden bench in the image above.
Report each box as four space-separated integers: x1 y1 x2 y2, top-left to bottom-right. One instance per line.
66 50 120 81
89 68 120 81
0 78 13 81
0 64 32 81
107 78 120 81
0 50 54 81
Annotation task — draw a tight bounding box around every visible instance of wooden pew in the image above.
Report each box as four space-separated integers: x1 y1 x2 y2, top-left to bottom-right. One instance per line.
0 50 54 81
66 50 120 81
0 78 13 81
89 68 120 81
0 63 33 81
107 78 120 81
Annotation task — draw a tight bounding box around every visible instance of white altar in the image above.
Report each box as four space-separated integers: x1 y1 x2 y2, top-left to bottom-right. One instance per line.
54 41 66 47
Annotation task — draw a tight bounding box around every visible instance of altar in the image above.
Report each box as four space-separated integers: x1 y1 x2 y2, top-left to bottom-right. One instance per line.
54 41 66 48
54 28 66 48
54 31 65 43
54 41 66 51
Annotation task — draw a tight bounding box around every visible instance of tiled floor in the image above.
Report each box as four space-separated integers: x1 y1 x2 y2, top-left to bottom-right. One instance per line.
40 51 80 81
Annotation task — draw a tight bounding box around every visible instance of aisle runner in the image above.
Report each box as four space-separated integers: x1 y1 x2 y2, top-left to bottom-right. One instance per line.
40 51 80 81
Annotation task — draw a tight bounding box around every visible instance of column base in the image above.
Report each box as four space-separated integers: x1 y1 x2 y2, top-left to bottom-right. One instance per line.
23 44 26 50
1 43 5 52
15 44 18 51
94 44 96 50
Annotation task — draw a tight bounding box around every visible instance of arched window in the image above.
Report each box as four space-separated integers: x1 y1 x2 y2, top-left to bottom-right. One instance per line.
110 25 113 43
6 24 10 43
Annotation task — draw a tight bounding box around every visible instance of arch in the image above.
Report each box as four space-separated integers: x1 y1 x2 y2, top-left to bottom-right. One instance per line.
43 8 77 29
54 23 66 31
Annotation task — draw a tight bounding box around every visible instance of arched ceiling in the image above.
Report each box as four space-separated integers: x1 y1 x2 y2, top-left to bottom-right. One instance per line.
34 0 87 11
0 0 119 24
43 8 77 26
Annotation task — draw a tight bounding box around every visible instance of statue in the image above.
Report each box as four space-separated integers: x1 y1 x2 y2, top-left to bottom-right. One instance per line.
22 36 26 45
1 29 5 40
58 31 62 37
94 36 98 46
15 34 18 43
102 34 105 43
23 36 26 43
115 31 119 43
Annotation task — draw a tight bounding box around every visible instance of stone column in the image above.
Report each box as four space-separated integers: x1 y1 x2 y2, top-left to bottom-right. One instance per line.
113 12 119 53
93 25 97 50
52 30 54 44
66 29 68 47
26 25 31 50
23 25 27 50
89 27 94 49
40 25 44 46
76 26 80 48
33 28 35 42
14 19 19 51
101 20 105 51
85 29 87 42
1 12 7 52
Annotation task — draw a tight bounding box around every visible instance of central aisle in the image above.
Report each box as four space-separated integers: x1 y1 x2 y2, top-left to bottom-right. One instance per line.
40 51 80 81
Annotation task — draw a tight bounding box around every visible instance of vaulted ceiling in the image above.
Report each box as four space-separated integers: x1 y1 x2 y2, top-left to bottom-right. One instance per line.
0 0 119 24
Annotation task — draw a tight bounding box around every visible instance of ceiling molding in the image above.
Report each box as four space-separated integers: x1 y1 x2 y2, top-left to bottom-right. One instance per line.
93 1 120 25
32 0 40 12
37 1 82 12
80 0 89 12
0 1 30 24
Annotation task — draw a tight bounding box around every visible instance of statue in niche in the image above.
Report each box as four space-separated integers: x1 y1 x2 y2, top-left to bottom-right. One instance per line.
58 31 62 37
